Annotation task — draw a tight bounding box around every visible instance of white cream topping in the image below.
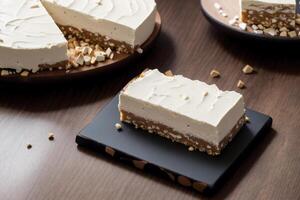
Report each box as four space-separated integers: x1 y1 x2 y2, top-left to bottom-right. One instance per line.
0 0 68 71
41 0 157 47
119 69 245 145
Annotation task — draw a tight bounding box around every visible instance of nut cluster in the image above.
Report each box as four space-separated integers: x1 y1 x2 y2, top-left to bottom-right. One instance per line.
67 38 114 68
238 8 299 38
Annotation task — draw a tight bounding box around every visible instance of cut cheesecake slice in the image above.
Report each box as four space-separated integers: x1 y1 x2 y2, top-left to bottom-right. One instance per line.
0 0 68 73
41 0 157 54
118 69 246 155
0 0 157 73
241 0 296 31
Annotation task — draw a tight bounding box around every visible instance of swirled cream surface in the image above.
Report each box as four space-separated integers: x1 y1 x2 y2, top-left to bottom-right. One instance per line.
0 0 68 72
119 69 245 145
41 0 157 47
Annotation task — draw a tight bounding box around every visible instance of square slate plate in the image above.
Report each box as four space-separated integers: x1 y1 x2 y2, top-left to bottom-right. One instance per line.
76 95 272 195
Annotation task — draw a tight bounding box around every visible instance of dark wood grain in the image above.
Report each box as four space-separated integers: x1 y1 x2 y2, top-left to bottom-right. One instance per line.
0 0 299 199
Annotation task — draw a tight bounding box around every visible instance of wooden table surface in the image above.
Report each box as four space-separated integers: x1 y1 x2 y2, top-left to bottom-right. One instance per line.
1 1 300 199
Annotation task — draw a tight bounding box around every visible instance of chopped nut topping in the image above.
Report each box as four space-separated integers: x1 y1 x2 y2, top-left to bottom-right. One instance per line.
48 133 55 141
75 54 84 66
109 53 114 59
210 69 220 78
94 51 106 62
257 24 264 30
164 70 173 76
203 91 208 96
82 47 89 55
115 123 122 131
20 71 29 77
83 55 91 65
242 64 255 74
264 28 277 36
1 70 9 76
105 48 112 57
288 31 297 38
237 80 246 89
279 27 289 32
280 31 287 37
91 56 97 65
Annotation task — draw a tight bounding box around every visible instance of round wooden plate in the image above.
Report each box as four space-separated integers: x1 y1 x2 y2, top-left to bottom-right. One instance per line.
0 13 161 83
200 0 300 42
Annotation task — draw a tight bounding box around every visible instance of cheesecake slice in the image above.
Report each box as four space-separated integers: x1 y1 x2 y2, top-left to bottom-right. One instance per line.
118 69 246 156
0 0 157 73
41 0 157 54
0 0 68 73
241 0 296 30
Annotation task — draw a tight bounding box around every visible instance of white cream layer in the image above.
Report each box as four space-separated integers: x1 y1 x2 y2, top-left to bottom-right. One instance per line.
119 69 245 146
0 0 68 72
41 0 157 47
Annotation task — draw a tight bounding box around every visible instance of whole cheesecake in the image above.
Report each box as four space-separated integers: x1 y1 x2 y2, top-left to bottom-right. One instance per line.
0 0 157 73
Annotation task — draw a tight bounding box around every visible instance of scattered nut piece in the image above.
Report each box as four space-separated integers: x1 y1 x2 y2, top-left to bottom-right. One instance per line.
188 146 195 151
210 69 220 78
203 91 208 96
242 64 255 74
237 80 246 89
238 22 247 30
75 54 84 66
136 47 143 54
164 70 173 76
115 123 122 131
245 116 251 123
48 133 55 141
27 144 32 149
105 48 112 57
83 55 91 65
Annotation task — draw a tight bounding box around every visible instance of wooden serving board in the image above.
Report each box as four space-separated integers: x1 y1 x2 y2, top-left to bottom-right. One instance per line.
76 95 273 195
200 0 300 42
0 13 161 83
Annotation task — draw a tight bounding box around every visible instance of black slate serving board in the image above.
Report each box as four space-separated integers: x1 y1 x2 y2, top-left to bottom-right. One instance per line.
76 95 272 195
